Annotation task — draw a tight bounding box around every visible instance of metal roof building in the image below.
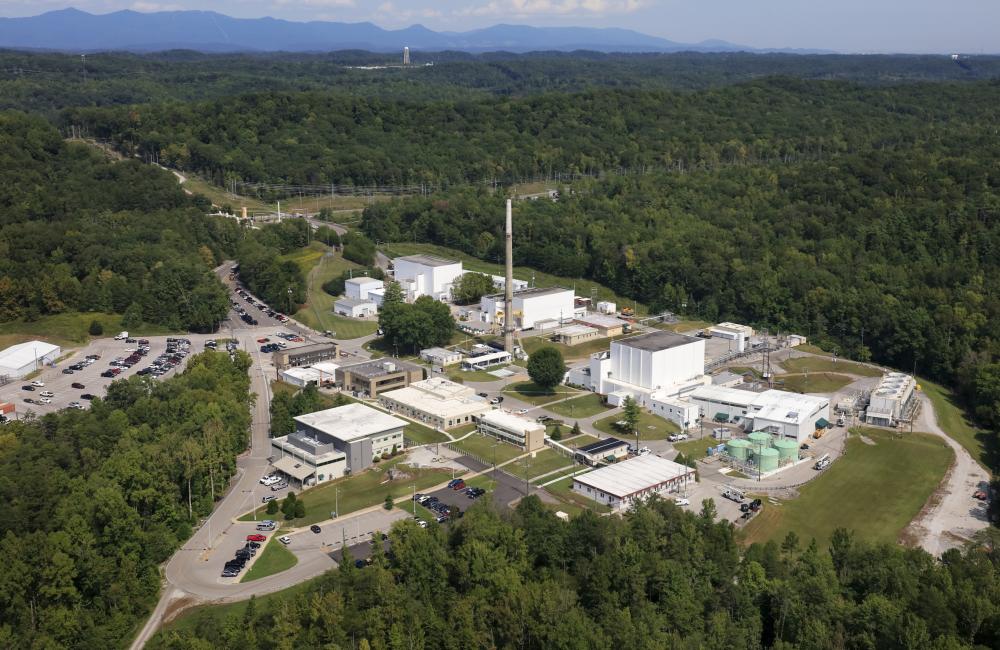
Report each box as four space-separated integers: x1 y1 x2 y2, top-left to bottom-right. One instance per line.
0 340 61 379
573 455 695 511
379 377 488 430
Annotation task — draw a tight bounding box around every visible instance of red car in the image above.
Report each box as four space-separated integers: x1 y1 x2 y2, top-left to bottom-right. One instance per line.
257 338 270 343
246 533 267 542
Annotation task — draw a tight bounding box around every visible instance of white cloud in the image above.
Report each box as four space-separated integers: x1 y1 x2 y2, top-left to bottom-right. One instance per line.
131 1 183 11
459 0 647 17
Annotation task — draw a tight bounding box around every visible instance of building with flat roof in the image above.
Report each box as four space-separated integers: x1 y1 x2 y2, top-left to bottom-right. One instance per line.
461 349 511 370
708 322 754 353
280 366 323 388
344 276 384 301
489 274 529 292
337 358 424 397
588 331 707 406
574 437 630 466
480 286 576 330
553 324 600 346
649 394 700 431
334 296 377 318
271 403 407 483
420 347 463 367
689 386 829 442
865 373 916 427
379 378 489 430
689 385 759 423
477 409 545 451
0 340 61 380
273 342 339 369
572 455 695 511
575 313 626 337
392 254 464 302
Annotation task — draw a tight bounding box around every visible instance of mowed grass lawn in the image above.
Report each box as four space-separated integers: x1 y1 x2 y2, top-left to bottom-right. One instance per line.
450 433 525 465
545 393 611 419
780 355 882 378
240 457 457 525
673 436 718 459
776 372 854 394
448 365 520 383
546 476 611 514
741 427 953 548
921 378 999 473
240 537 298 582
0 312 173 347
284 244 378 339
503 381 582 406
505 448 575 481
403 420 450 445
593 410 680 440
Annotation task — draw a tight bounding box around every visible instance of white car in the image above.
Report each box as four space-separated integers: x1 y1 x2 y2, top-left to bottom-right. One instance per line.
259 475 281 486
31 380 44 387
39 391 54 398
38 397 52 404
674 498 690 507
668 434 689 442
514 408 528 415
278 535 292 545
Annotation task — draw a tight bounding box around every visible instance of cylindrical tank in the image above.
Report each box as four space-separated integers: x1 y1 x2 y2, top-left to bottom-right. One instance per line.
755 447 780 473
747 431 772 449
772 438 799 462
726 439 752 461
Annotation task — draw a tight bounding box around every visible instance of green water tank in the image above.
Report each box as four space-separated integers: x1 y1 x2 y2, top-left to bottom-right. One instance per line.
772 438 799 462
726 438 752 461
755 447 780 473
747 431 772 449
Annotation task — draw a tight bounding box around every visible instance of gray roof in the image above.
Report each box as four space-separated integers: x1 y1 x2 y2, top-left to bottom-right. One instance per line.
278 342 338 357
617 330 697 352
344 276 381 285
396 254 458 268
341 358 423 379
484 286 572 300
335 297 375 307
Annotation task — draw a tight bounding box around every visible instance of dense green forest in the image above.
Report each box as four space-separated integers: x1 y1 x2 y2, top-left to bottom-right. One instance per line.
0 351 252 647
150 496 1000 650
64 79 1000 189
0 112 236 330
3 49 997 114
234 219 312 311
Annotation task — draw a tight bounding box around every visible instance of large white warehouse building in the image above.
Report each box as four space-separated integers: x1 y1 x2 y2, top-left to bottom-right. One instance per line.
480 287 576 330
0 340 61 380
585 331 707 405
689 386 830 443
392 254 464 302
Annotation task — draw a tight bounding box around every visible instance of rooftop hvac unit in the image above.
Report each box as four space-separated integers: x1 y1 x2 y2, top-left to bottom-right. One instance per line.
383 362 397 372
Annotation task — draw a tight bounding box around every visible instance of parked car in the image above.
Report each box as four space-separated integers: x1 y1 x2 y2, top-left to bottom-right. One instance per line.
310 525 322 534
514 408 528 415
674 498 691 506
80 393 95 400
246 533 267 542
452 480 466 490
271 482 288 491
278 535 292 545
21 385 34 391
39 391 54 398
477 392 488 398
62 368 75 375
71 382 85 389
414 518 428 528
38 398 52 404
446 479 462 488
261 495 276 503
23 398 35 404
31 380 44 387
259 475 281 486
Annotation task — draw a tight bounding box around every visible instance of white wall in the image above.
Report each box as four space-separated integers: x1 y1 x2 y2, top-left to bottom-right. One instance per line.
609 338 704 391
519 290 575 329
394 258 464 302
345 278 383 301
649 396 699 431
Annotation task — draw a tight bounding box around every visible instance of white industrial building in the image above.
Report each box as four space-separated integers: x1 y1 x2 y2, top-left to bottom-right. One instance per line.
280 366 323 387
270 403 407 484
0 340 61 379
420 347 463 367
477 409 545 451
689 386 830 442
392 254 465 302
489 274 529 292
865 373 916 427
596 301 616 315
479 286 576 330
334 297 377 318
572 455 695 511
344 276 384 301
379 377 488 430
587 331 707 406
708 322 754 353
649 394 701 431
461 350 511 370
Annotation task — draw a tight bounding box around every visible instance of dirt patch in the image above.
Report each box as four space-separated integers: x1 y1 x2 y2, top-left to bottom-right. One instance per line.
900 457 956 548
859 435 877 445
161 593 201 627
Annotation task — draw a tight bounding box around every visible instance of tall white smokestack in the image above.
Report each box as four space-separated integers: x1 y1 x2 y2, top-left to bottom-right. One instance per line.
504 199 514 354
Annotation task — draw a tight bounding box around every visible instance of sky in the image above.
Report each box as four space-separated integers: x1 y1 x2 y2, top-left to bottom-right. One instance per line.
0 0 997 53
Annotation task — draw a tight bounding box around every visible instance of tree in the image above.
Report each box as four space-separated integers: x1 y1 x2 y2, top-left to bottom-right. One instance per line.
88 320 103 336
121 301 144 329
293 500 305 519
384 494 394 510
571 421 581 436
266 499 279 515
622 396 641 437
550 423 562 440
453 272 495 305
527 346 566 391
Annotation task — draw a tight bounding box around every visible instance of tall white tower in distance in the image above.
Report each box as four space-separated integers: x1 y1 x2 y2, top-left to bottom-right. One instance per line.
504 199 514 354
403 46 410 65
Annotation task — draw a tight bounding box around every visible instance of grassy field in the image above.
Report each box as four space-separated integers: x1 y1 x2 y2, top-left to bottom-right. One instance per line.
240 537 298 582
796 344 834 356
776 372 854 394
403 421 450 445
780 355 882 377
239 457 456 525
921 378 998 473
522 334 627 361
505 448 575 481
503 381 581 405
283 244 377 338
155 576 324 638
0 312 173 348
673 436 718 459
562 433 599 448
741 427 953 548
593 410 680 440
183 175 271 211
728 366 763 379
448 365 519 383
658 319 714 334
545 393 611 419
450 433 525 465
381 242 649 315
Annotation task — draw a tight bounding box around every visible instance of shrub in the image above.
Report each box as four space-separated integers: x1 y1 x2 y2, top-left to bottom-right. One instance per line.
266 500 279 515
88 320 103 336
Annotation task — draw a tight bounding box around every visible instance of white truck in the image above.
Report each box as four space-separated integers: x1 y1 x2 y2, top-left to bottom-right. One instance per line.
814 454 832 470
114 331 129 340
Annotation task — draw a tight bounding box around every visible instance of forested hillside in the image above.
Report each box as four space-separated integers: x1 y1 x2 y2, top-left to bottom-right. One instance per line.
65 80 1000 189
150 496 1000 650
0 112 236 330
3 50 998 114
0 351 252 647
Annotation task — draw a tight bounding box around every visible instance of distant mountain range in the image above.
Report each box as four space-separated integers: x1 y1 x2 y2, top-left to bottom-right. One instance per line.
0 8 830 54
